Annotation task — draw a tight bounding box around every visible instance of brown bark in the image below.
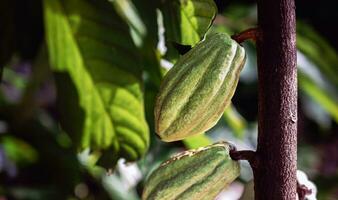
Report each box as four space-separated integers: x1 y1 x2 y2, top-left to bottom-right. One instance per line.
254 0 297 199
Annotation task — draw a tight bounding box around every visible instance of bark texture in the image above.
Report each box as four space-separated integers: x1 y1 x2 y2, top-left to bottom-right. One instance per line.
255 0 297 199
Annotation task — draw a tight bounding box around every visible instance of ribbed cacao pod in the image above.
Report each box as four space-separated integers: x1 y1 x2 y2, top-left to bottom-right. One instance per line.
155 33 246 142
142 141 240 200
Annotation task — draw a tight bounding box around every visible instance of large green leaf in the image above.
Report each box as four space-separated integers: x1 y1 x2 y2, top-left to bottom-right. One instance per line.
44 0 149 168
161 0 217 46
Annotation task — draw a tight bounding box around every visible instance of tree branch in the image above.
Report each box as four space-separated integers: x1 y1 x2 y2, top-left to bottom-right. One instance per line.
254 0 297 199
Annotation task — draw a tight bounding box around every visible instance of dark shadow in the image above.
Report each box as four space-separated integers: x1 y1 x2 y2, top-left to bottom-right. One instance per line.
54 72 85 149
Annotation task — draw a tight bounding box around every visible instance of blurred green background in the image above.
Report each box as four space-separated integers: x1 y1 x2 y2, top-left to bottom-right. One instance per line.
0 0 337 199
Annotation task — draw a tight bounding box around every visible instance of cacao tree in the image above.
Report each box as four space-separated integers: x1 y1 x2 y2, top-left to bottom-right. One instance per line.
0 0 337 199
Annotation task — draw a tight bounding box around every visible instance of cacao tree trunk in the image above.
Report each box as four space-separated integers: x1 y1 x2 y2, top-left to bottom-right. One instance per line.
254 0 297 199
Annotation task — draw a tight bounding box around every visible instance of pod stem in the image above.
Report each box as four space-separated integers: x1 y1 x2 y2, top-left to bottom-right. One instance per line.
230 149 258 169
231 28 260 44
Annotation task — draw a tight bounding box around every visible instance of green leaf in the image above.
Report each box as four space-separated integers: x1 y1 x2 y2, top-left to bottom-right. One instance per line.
299 72 338 123
161 0 217 46
111 0 147 47
130 0 159 42
1 136 38 165
44 0 149 168
183 134 212 149
297 22 338 87
217 4 257 34
113 0 163 88
223 103 247 138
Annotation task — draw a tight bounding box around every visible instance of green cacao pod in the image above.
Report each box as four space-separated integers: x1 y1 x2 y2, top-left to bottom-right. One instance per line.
142 141 240 200
155 33 246 142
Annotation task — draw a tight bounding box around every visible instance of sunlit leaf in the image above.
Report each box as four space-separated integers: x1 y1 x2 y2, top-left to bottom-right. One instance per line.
161 0 217 46
44 0 149 168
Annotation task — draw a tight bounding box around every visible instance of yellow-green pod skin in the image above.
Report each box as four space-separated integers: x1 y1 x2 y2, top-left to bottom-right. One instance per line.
142 142 240 200
155 33 246 142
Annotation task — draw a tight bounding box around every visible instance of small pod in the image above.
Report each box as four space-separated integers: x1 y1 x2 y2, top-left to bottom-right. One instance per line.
142 142 240 200
155 33 246 142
